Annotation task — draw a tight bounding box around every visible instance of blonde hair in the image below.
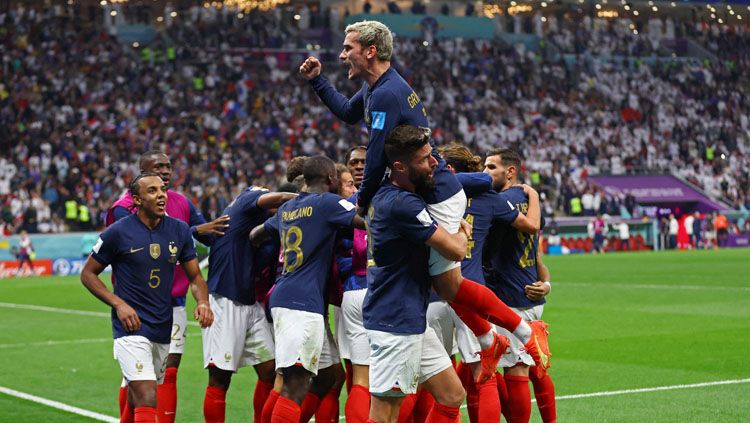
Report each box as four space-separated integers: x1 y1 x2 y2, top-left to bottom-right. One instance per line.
345 20 394 62
439 143 483 173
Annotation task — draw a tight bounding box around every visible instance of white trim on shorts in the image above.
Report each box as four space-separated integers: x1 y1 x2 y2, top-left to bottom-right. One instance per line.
114 336 169 383
368 326 452 397
169 306 187 355
272 307 325 375
339 288 370 365
201 293 275 372
497 305 544 368
426 190 467 276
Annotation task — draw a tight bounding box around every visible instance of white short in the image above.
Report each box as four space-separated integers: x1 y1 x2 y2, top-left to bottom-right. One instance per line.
320 320 340 370
114 336 169 383
427 190 467 276
368 326 452 397
272 307 325 375
497 305 544 368
201 294 275 372
169 306 188 355
339 288 370 365
426 301 480 363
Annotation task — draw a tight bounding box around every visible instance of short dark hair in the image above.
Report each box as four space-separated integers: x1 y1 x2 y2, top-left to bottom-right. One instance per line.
130 172 162 197
439 143 482 173
384 125 431 165
286 156 309 183
345 145 366 164
139 150 167 170
486 147 522 170
303 155 336 185
277 181 301 194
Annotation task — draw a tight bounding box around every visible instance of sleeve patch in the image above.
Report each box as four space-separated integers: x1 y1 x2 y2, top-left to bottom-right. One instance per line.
371 111 386 130
416 209 433 227
339 199 356 211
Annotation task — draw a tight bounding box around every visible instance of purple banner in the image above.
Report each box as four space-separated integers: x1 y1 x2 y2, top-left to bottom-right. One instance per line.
588 175 727 213
725 234 750 248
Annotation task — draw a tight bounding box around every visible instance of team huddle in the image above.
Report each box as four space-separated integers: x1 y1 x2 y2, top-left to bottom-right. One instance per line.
81 21 555 423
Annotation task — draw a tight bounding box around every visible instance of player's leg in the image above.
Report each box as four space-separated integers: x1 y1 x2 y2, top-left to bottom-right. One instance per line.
525 305 555 422
503 365 532 423
245 303 276 423
367 329 422 423
301 326 338 422
343 288 371 422
314 321 345 423
114 336 168 423
419 327 465 423
261 374 283 423
201 294 250 422
156 305 187 423
270 307 325 420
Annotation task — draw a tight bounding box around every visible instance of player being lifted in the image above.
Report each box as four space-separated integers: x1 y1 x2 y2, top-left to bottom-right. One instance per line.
81 173 214 423
300 21 549 383
250 156 366 422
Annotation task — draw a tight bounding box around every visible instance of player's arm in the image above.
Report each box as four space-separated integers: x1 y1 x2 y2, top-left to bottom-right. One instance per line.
425 220 471 262
257 192 298 210
525 249 551 301
188 201 230 246
301 56 365 124
250 212 280 248
358 90 401 211
81 256 141 333
512 184 541 234
455 172 492 196
181 258 214 328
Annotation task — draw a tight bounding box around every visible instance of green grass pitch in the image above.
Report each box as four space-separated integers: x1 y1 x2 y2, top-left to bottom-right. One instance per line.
1 249 748 422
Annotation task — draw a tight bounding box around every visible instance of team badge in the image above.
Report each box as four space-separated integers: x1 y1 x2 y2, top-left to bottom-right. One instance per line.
135 362 144 373
224 353 232 362
150 243 161 259
168 242 178 264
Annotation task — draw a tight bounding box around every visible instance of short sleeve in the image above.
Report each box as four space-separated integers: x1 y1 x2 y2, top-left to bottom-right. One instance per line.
90 226 119 266
263 212 281 235
394 193 438 243
492 192 520 225
324 194 357 227
179 223 197 262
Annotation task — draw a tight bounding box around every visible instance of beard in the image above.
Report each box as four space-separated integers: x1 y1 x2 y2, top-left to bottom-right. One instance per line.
410 167 435 193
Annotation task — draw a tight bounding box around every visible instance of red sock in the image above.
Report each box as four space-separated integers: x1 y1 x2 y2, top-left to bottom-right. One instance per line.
315 387 342 423
118 386 129 417
156 367 178 423
133 406 156 423
397 393 417 423
425 402 460 423
345 360 354 393
414 389 435 423
496 372 509 411
504 374 531 423
299 392 321 422
452 279 522 332
121 405 134 423
530 372 557 423
253 380 274 423
272 396 301 423
449 302 493 339
345 384 371 423
477 378 501 423
204 385 227 423
262 390 281 423
455 362 478 423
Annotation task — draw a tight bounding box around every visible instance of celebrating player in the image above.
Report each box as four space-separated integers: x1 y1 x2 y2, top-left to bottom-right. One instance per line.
107 150 229 422
483 148 555 423
81 173 213 423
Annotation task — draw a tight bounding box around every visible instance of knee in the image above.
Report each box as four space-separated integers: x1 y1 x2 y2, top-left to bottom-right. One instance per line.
208 367 232 391
434 384 465 408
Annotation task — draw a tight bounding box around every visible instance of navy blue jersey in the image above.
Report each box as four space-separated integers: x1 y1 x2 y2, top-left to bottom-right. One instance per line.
461 190 520 283
264 192 356 315
363 184 439 335
91 214 196 343
310 68 462 209
206 187 270 305
483 186 543 308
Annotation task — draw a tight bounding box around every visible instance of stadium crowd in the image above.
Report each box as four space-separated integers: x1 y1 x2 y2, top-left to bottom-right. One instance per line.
1 5 748 235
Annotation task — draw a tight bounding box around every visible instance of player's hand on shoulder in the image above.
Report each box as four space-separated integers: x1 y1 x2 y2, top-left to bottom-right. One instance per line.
520 184 539 198
197 214 231 236
194 302 214 328
525 281 550 301
115 302 141 332
299 56 322 80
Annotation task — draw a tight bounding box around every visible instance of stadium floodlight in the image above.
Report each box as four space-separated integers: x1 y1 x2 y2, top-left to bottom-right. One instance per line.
625 5 630 11
633 10 639 16
652 6 658 12
718 18 723 24
110 10 117 16
596 4 602 10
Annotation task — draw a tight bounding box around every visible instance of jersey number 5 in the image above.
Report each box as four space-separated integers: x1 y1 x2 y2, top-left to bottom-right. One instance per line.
281 226 304 273
148 268 161 288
